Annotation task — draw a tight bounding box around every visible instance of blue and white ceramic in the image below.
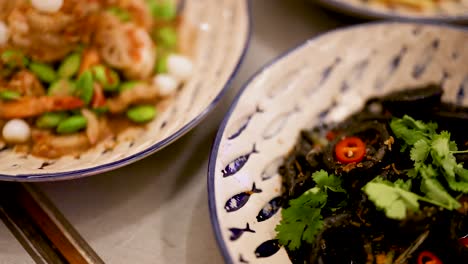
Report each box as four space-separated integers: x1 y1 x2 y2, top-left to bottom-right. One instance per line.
208 22 468 263
0 0 250 181
315 0 468 23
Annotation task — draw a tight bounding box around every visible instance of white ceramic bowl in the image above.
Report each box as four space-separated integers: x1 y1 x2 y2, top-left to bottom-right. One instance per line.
208 22 468 263
0 0 250 181
315 0 468 23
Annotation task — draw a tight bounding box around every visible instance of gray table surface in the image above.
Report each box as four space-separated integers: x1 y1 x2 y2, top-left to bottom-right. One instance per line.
0 1 352 263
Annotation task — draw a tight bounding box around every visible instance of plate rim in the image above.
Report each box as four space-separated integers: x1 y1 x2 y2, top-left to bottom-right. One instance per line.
315 0 468 23
207 20 468 263
0 0 253 182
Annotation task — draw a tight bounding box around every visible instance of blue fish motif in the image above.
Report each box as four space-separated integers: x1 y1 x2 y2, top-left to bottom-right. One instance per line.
224 183 262 213
222 144 258 177
318 100 337 120
262 106 300 140
457 75 468 104
256 197 283 222
341 59 369 92
255 239 281 258
227 106 263 140
374 46 407 90
228 223 255 241
306 57 341 96
239 254 249 263
261 157 283 181
412 39 439 79
267 66 305 98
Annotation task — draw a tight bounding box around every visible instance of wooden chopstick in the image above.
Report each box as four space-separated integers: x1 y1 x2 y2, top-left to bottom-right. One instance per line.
0 182 104 264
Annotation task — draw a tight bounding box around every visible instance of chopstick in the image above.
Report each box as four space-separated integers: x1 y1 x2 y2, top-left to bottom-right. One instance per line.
0 182 104 264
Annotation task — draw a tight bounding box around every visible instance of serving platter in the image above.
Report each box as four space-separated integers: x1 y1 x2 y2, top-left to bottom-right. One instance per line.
208 22 468 263
315 0 468 23
0 0 250 181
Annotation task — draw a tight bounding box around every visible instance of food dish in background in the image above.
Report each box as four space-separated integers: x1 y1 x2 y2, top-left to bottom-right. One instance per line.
208 22 468 263
0 0 250 180
314 0 468 23
1 0 193 159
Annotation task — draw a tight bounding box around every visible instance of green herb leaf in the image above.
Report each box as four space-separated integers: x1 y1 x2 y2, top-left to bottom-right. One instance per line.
312 170 345 193
275 188 326 250
390 115 437 151
363 178 420 220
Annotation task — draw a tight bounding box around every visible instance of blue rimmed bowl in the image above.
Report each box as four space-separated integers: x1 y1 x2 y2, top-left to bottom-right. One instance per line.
315 0 468 23
208 22 468 263
0 0 250 181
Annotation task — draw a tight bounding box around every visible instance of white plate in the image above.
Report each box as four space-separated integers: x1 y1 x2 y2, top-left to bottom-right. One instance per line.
209 22 468 263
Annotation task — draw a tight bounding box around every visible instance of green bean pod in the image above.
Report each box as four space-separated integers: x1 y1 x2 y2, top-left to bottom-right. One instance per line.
75 70 94 105
56 115 87 134
29 62 57 83
58 53 81 78
0 90 21 101
36 112 69 129
126 105 157 123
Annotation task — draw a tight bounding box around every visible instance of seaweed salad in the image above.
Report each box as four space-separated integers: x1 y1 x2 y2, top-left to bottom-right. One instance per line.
275 85 468 264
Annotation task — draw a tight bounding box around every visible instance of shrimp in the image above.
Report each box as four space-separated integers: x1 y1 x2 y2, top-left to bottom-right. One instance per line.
0 96 84 119
6 1 100 62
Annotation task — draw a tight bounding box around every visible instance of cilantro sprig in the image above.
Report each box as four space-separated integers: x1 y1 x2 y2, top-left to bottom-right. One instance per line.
363 115 468 220
275 170 345 250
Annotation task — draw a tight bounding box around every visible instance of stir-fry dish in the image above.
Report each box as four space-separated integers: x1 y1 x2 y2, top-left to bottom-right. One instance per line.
366 0 454 11
0 0 194 158
276 85 468 263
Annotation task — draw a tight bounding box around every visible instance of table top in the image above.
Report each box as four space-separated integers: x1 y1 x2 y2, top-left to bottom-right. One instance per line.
0 1 354 263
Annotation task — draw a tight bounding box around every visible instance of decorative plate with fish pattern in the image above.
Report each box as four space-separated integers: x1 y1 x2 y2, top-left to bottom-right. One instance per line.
315 0 468 23
208 22 468 263
0 0 250 181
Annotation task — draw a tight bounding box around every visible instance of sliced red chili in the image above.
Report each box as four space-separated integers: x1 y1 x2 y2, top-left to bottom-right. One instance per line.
326 131 336 141
418 251 442 264
334 136 366 164
459 235 468 248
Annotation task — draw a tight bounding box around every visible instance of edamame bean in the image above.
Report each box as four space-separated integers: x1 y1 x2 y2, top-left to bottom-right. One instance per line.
148 0 176 20
91 65 120 91
29 62 57 83
126 105 157 123
58 53 81 78
155 53 168 74
156 27 177 49
1 50 28 68
0 90 21 101
36 112 68 129
75 70 94 105
56 115 87 134
118 81 141 92
48 79 76 96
